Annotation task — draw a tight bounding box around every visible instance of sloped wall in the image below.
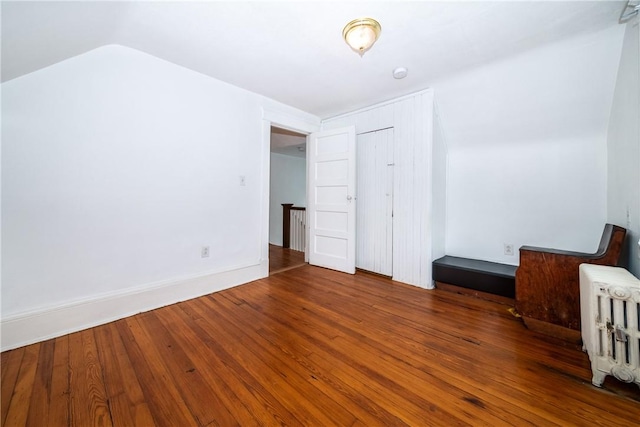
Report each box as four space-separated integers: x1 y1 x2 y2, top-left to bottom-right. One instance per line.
435 26 625 265
1 45 318 349
607 18 640 278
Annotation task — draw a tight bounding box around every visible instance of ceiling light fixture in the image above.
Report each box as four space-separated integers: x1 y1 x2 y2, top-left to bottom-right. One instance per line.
342 18 381 57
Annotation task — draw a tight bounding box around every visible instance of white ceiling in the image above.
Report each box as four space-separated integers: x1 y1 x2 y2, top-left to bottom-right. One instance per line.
1 1 625 118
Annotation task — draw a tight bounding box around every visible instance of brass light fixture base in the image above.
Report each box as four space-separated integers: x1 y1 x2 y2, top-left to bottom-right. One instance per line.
342 18 382 56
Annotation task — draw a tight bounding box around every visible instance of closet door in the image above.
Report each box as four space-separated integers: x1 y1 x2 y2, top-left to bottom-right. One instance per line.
356 128 394 276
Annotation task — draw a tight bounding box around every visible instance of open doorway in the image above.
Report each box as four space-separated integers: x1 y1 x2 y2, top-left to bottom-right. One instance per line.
269 126 307 274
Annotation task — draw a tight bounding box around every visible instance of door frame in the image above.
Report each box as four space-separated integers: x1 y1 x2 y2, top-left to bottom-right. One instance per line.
261 109 320 276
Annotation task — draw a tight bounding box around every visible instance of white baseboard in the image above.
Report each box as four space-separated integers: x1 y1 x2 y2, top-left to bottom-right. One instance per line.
1 261 268 352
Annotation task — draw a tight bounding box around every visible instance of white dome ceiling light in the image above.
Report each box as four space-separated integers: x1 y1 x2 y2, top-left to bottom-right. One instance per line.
342 18 381 57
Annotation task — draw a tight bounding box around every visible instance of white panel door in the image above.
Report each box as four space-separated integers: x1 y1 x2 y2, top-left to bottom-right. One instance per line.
356 128 394 276
308 127 356 274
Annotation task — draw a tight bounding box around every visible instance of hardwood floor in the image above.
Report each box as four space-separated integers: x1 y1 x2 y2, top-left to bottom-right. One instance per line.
2 265 638 426
269 244 305 274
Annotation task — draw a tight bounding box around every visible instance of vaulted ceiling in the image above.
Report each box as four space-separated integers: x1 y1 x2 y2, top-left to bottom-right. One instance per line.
1 1 626 118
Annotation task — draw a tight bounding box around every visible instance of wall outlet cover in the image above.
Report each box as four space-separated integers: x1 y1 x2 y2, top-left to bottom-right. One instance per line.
201 246 210 258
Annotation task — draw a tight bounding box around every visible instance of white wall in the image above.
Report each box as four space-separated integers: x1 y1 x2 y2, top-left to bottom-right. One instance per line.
1 45 318 350
269 153 306 246
436 26 624 265
446 138 607 264
607 18 640 278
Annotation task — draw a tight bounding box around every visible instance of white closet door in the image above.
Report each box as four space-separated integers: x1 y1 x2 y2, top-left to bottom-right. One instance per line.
356 128 394 276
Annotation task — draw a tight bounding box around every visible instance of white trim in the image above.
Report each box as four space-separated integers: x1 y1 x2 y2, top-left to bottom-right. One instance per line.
261 108 320 272
261 120 273 264
262 108 320 134
0 261 266 351
324 88 435 122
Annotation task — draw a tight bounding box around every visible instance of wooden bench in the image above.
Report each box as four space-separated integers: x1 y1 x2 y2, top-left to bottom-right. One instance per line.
433 256 516 304
515 223 626 343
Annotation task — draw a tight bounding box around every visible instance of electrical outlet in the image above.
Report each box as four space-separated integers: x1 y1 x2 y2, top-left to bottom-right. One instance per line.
504 243 514 256
201 246 210 258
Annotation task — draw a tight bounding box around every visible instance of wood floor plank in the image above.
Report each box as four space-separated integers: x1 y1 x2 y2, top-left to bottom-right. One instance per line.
257 277 544 400
94 323 156 427
137 310 237 426
244 269 639 425
287 270 640 424
2 262 639 426
222 283 477 425
68 330 112 427
217 292 454 426
47 336 70 427
156 305 260 427
190 297 350 426
176 301 302 426
269 244 305 274
226 280 536 426
205 294 361 426
1 346 26 426
270 271 561 379
252 323 411 426
326 276 640 424
3 343 41 427
25 339 55 426
115 317 197 427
